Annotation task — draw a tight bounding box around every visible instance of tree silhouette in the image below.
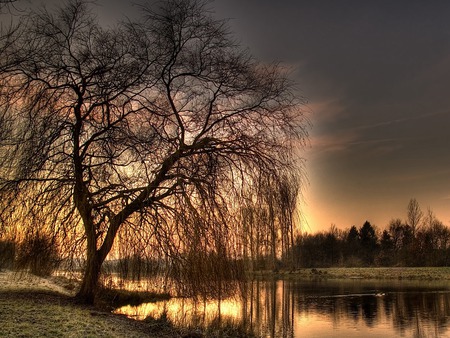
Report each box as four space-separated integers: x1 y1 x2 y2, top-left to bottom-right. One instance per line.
377 230 394 266
359 221 378 265
406 198 423 237
388 218 413 264
0 0 307 303
344 225 360 264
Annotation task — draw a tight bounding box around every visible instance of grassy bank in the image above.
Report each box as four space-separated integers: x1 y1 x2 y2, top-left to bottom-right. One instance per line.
252 267 450 280
0 271 178 338
0 290 174 337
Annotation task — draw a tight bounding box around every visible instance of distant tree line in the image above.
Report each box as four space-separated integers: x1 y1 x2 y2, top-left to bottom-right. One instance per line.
291 199 450 268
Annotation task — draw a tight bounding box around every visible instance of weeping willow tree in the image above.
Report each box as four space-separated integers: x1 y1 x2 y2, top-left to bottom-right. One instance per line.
0 0 308 303
239 169 302 272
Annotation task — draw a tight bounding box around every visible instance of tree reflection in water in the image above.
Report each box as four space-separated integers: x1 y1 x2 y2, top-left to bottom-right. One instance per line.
115 278 450 337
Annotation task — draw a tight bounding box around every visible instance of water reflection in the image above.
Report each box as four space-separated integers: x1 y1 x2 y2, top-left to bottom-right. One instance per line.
115 279 450 337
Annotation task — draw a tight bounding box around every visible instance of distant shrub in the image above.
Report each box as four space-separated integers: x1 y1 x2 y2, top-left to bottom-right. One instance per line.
0 240 15 270
345 256 363 268
15 232 60 276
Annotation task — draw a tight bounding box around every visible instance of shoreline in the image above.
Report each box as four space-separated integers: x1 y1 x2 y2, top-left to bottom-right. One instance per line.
250 266 450 281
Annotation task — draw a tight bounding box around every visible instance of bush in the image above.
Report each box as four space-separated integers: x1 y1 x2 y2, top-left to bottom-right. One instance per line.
345 255 364 268
15 232 60 276
0 240 15 270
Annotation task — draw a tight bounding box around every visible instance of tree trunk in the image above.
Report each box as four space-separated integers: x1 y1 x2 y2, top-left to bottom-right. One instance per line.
75 246 102 304
75 218 122 304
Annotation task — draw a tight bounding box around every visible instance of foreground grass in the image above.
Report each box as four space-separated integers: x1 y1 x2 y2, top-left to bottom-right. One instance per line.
0 290 174 338
0 270 182 337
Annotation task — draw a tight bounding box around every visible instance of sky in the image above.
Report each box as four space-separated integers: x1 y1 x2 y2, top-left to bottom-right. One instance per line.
23 0 450 233
211 0 450 232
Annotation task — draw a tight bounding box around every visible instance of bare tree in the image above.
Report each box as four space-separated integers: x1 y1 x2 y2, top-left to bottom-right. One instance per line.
407 198 423 236
0 0 307 303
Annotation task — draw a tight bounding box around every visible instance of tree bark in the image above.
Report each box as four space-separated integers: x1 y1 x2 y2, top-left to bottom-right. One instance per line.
75 246 102 304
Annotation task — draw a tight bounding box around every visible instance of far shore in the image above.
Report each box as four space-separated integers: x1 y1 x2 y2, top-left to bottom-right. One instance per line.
251 266 450 281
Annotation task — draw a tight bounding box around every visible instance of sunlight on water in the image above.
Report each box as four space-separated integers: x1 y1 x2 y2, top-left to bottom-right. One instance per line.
116 297 242 325
114 278 450 337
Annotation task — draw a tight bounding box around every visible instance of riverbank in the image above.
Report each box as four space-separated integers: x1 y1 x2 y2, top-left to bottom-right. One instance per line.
252 266 450 280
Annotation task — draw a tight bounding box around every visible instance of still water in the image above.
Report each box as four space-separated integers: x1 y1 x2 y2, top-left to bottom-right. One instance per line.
115 278 450 337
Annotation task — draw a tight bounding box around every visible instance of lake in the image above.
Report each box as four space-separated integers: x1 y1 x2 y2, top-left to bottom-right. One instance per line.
115 278 450 337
